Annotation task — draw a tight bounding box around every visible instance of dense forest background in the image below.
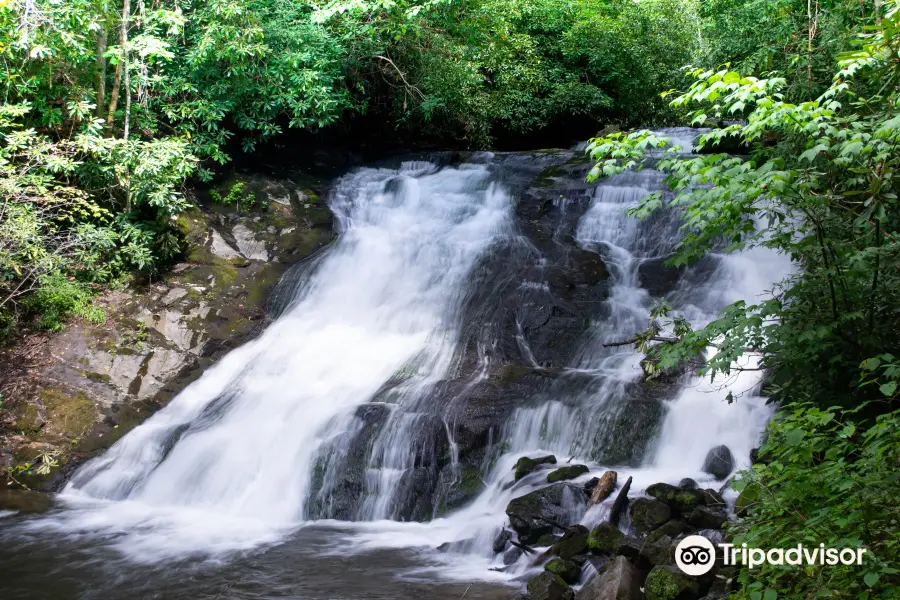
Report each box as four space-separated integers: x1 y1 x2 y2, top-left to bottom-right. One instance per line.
1 1 899 598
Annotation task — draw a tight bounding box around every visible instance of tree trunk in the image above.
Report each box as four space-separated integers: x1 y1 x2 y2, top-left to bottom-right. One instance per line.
94 26 108 117
105 1 129 128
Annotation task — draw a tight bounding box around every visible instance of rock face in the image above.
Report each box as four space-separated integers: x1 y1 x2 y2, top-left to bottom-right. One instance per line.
701 445 734 480
0 173 334 489
576 556 643 600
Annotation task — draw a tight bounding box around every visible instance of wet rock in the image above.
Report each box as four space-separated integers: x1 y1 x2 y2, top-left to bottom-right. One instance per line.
549 525 590 560
696 529 725 545
526 571 575 600
638 257 686 298
503 546 524 565
700 489 725 507
547 464 589 483
536 533 562 547
646 520 688 544
0 489 54 513
588 471 617 505
640 534 675 566
576 555 643 600
505 483 572 544
687 506 727 530
629 497 672 534
678 478 698 490
587 522 623 555
514 454 558 481
701 446 734 481
646 482 706 514
546 558 581 584
615 536 643 561
644 565 701 600
493 529 512 553
608 475 632 526
232 223 269 261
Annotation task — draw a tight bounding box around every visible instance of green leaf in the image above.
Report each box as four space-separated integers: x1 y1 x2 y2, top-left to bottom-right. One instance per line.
878 382 897 397
864 572 879 587
763 589 778 600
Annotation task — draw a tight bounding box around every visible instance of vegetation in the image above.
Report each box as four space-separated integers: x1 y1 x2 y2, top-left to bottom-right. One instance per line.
587 1 900 598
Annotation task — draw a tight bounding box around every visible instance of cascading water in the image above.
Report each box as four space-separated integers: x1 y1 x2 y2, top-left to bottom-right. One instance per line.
0 137 794 599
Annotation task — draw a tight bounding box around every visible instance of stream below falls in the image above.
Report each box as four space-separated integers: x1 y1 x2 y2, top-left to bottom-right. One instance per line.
0 134 794 599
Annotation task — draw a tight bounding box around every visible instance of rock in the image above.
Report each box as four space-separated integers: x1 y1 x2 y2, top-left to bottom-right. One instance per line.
646 482 706 514
644 565 701 600
547 464 590 483
638 257 685 298
701 446 734 481
678 478 698 490
549 525 590 560
576 556 643 600
210 229 242 259
615 536 643 561
537 533 562 547
232 223 269 261
493 529 512 553
749 447 760 464
696 529 725 545
646 520 688 543
588 471 617 505
514 454 558 481
629 497 672 534
587 522 623 554
700 489 725 507
546 558 581 584
640 534 675 566
526 571 575 600
505 484 572 543
608 475 632 526
0 489 54 513
687 505 728 530
503 546 524 565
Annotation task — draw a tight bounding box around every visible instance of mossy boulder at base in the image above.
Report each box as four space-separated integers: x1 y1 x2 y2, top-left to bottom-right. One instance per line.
514 454 558 481
526 571 575 600
587 522 624 554
701 445 734 481
549 525 590 560
629 497 672 533
646 482 706 514
547 464 589 483
687 505 727 530
505 483 572 543
644 566 701 600
639 534 675 566
646 520 688 544
546 558 581 584
575 556 643 600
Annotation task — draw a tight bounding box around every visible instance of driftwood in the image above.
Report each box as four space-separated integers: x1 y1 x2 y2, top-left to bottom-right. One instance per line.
608 475 632 525
509 539 536 554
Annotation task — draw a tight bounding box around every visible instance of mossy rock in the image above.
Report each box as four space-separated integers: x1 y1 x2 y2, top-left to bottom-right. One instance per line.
547 464 589 483
513 454 557 481
526 571 574 600
629 497 672 534
549 525 589 560
587 522 624 554
545 558 580 584
646 482 706 513
535 533 560 547
644 565 701 600
40 385 97 439
646 520 688 543
639 534 675 566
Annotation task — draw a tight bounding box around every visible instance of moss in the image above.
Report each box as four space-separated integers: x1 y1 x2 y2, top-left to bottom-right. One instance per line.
587 522 623 554
458 465 485 496
14 403 44 434
83 371 112 384
40 385 96 438
513 454 557 481
644 566 699 600
547 464 589 483
545 558 580 584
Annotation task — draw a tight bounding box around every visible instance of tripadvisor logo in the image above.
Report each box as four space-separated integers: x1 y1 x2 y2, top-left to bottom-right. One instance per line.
675 535 869 576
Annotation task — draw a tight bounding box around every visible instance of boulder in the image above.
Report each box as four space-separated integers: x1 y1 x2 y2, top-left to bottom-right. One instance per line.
548 464 590 483
546 558 581 584
549 525 590 560
526 571 575 600
616 536 643 561
515 454 558 481
589 471 618 505
503 546 524 565
700 489 725 507
646 520 688 544
537 533 563 547
608 476 632 525
506 484 571 543
644 565 701 600
640 534 675 566
678 478 698 490
493 529 512 553
576 556 643 600
696 529 725 545
587 522 624 555
629 497 672 534
646 482 706 514
687 506 728 530
701 446 734 481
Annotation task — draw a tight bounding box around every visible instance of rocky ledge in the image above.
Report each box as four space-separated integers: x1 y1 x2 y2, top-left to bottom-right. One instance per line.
495 450 745 600
0 172 334 498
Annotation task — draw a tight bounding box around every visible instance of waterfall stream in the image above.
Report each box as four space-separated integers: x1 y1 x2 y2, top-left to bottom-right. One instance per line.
0 138 793 598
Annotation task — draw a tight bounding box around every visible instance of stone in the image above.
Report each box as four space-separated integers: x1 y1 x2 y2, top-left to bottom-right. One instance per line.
232 222 269 261
629 497 672 534
615 536 643 561
646 520 688 544
701 446 734 481
646 482 706 514
644 565 701 600
209 229 242 259
505 484 571 543
700 489 725 507
589 471 618 505
587 522 623 554
576 556 643 600
493 529 512 553
696 529 725 545
546 558 581 584
537 533 562 547
640 534 675 566
503 546 524 565
608 475 632 525
678 478 698 490
549 525 590 560
514 454 558 481
687 506 728 530
526 571 575 600
0 489 54 514
547 464 590 483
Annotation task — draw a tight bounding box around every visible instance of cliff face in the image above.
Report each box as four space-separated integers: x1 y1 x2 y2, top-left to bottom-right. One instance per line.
0 172 335 493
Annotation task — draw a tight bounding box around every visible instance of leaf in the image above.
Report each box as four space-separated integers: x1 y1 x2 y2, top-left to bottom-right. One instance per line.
763 589 778 600
864 572 879 587
878 382 897 397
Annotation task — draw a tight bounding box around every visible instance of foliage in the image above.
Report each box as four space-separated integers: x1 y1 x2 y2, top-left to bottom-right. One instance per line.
210 182 257 211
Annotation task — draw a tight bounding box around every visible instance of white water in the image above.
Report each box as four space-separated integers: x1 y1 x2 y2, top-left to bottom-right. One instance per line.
23 140 793 584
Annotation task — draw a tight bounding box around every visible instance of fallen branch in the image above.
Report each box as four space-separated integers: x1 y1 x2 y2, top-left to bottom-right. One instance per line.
509 539 536 554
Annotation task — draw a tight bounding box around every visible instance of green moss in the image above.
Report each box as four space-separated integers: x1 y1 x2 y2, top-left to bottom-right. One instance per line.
513 454 557 481
587 522 623 554
40 385 96 438
545 558 580 584
83 371 112 384
547 464 589 483
644 566 699 600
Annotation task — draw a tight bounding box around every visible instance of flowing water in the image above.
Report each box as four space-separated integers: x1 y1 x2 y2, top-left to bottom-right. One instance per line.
0 137 793 599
